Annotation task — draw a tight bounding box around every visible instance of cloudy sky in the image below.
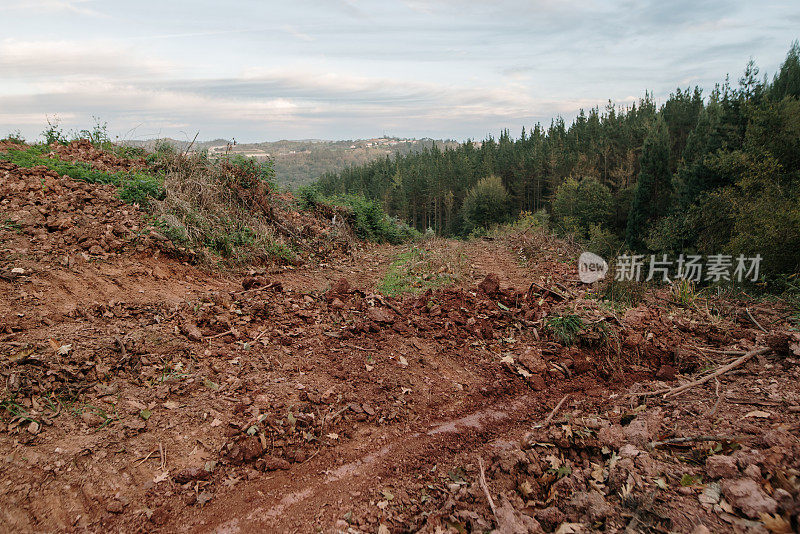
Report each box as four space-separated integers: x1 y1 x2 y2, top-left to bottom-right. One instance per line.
1 1 798 143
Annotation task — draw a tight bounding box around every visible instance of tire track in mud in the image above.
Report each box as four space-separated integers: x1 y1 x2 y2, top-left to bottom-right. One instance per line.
179 380 614 533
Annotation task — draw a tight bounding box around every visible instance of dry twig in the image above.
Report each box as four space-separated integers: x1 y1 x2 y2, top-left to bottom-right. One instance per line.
478 456 497 517
648 435 748 449
745 307 768 333
632 347 770 398
542 394 570 427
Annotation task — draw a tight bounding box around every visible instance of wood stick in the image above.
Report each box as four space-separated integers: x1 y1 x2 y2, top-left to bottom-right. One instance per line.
704 379 722 418
478 456 497 517
543 394 570 427
690 345 747 355
664 347 770 398
343 343 377 352
632 347 770 398
745 307 768 333
204 329 234 340
183 131 199 156
528 281 567 301
648 435 748 449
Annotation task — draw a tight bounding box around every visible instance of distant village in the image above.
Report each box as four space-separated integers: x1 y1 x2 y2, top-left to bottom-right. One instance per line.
205 137 420 160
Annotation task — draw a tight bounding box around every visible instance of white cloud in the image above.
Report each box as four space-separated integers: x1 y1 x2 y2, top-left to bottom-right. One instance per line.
0 39 174 81
0 0 106 17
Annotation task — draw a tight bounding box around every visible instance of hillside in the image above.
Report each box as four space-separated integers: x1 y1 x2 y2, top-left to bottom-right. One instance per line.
315 44 800 285
128 137 459 189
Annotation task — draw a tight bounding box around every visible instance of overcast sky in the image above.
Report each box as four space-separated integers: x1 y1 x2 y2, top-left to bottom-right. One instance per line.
1 0 798 143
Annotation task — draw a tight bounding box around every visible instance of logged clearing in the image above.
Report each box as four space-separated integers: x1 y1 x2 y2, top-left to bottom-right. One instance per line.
2 143 800 534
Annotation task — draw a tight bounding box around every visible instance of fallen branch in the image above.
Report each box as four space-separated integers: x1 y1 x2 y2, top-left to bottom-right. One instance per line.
542 394 569 427
527 281 567 301
648 435 748 450
704 379 722 418
343 343 377 352
664 347 770 398
477 456 497 517
204 329 234 340
183 131 199 156
690 345 747 355
633 347 770 398
745 307 768 333
373 294 404 317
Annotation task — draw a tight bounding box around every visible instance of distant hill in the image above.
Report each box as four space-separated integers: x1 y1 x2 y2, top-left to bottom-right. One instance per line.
126 137 459 189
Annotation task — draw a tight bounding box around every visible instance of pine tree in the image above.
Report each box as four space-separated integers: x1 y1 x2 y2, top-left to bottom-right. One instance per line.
770 40 800 100
626 119 671 249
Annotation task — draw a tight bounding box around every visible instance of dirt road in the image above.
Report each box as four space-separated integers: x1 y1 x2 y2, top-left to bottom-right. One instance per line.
2 159 798 533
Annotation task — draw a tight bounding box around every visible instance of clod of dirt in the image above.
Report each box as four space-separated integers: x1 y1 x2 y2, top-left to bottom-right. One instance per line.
564 490 614 524
766 331 800 356
495 495 542 534
256 455 292 471
326 278 351 302
705 455 739 479
478 273 501 296
180 322 203 342
106 500 125 514
366 307 393 324
242 276 267 290
223 437 263 465
720 478 778 518
518 346 548 375
174 467 212 484
655 364 676 381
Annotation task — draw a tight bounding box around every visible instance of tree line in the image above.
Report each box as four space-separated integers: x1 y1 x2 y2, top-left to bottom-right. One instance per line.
316 42 800 278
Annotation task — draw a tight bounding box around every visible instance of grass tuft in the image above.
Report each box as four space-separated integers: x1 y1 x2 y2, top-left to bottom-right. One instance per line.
544 313 584 345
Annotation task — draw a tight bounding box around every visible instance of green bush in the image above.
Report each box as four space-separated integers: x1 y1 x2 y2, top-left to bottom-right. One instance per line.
118 173 166 208
544 313 583 345
340 194 418 244
297 189 418 244
0 145 118 184
461 175 510 232
41 117 67 145
552 177 614 238
3 131 25 144
586 223 623 259
296 184 323 211
75 117 112 149
221 154 276 189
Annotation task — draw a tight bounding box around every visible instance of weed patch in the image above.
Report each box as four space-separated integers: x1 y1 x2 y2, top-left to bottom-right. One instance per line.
544 313 584 345
378 242 466 296
298 186 418 245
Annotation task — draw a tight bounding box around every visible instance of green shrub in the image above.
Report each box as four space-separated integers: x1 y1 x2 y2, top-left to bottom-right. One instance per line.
296 185 323 211
75 117 111 148
586 223 623 260
0 145 118 184
111 144 147 160
341 194 418 244
596 277 646 307
3 131 25 144
118 173 166 207
461 175 509 232
221 154 275 189
552 177 614 238
41 116 67 145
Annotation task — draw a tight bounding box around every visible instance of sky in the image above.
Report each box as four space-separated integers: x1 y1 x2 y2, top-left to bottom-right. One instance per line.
0 0 799 143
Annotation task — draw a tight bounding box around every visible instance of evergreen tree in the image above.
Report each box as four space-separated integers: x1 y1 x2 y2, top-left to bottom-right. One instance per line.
770 40 800 100
626 119 671 249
